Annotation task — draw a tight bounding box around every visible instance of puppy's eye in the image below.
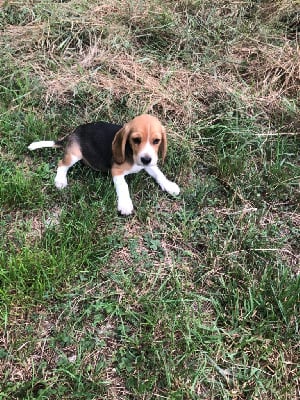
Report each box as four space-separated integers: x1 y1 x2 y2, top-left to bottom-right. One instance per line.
153 139 160 145
132 137 141 144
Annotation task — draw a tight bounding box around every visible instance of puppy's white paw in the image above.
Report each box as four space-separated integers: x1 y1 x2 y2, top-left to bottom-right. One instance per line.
118 197 134 216
161 180 180 196
55 178 68 190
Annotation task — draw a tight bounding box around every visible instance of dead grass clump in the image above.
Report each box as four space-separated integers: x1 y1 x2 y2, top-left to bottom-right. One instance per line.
42 47 232 126
2 0 236 124
0 0 247 126
232 40 300 96
123 2 180 53
1 1 127 58
227 39 300 120
257 0 299 38
0 1 36 27
2 23 45 53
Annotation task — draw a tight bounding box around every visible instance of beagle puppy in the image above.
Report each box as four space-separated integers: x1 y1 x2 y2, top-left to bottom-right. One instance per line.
28 114 180 215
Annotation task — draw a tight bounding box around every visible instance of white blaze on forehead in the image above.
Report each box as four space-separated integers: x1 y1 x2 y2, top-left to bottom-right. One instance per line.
142 140 156 156
136 136 158 166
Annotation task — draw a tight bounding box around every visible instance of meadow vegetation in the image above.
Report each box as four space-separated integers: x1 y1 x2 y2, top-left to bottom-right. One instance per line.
0 0 299 398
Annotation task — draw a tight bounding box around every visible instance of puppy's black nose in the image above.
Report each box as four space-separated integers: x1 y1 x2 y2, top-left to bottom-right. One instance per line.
141 156 152 165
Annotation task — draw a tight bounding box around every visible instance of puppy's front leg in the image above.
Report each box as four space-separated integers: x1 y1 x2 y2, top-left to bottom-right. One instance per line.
145 166 180 196
113 175 134 215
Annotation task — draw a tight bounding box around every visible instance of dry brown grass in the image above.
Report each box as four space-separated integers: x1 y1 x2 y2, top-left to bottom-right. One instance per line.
2 0 299 129
230 39 300 95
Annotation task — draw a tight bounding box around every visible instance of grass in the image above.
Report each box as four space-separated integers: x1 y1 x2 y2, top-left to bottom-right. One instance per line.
0 0 299 398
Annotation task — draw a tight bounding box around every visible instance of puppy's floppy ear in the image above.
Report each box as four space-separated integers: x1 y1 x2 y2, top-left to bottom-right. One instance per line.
112 124 131 164
160 125 167 163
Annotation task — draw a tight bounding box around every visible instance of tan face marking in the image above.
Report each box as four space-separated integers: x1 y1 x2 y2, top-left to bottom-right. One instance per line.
127 115 165 166
111 114 167 167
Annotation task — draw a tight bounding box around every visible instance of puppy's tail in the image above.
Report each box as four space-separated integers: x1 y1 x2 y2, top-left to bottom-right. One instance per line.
28 138 65 151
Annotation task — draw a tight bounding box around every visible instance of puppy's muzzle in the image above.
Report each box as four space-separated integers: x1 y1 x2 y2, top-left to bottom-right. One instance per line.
141 156 152 165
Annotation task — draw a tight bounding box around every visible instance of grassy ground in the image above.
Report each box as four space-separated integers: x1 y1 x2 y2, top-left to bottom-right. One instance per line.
0 0 299 398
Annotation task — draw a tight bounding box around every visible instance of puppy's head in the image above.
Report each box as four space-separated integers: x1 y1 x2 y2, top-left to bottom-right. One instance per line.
112 114 167 166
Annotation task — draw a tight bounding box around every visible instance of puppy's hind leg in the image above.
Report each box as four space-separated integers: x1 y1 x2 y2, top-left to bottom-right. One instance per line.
55 151 82 189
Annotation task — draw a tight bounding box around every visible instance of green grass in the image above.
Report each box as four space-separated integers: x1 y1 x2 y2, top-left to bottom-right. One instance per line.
0 0 299 399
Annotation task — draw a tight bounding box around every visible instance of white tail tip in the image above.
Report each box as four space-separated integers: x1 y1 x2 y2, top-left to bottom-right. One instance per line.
28 141 55 151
